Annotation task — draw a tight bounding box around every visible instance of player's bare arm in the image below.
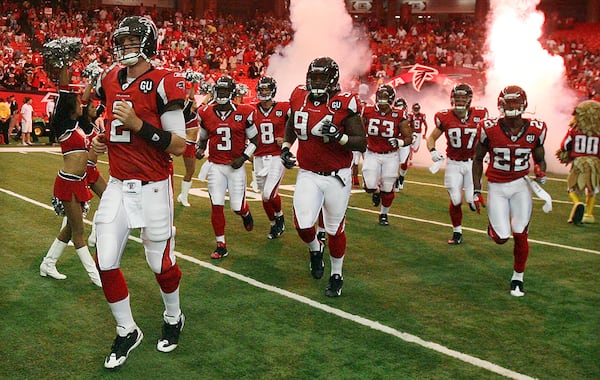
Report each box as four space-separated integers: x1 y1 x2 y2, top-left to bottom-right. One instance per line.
399 119 413 147
426 127 443 151
532 145 546 172
472 142 487 191
231 135 259 169
341 113 367 152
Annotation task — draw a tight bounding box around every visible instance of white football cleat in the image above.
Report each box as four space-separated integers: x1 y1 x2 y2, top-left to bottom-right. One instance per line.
510 280 525 297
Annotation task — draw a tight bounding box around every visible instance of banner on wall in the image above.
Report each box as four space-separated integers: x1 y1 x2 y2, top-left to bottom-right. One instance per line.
347 0 373 13
102 0 175 7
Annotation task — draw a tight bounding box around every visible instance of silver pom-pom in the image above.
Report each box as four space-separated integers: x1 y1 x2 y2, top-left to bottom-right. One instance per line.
199 82 214 94
236 83 249 97
42 37 83 68
184 70 205 84
82 61 103 82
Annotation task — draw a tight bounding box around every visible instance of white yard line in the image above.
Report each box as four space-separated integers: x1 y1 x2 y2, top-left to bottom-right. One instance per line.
4 185 579 380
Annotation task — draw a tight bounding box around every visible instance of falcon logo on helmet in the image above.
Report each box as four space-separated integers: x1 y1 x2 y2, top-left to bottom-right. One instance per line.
375 85 395 107
256 76 277 101
112 16 158 66
451 83 473 111
498 85 528 117
306 56 340 97
213 75 237 105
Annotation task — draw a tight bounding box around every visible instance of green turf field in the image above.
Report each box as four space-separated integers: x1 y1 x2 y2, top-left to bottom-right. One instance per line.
1 146 598 379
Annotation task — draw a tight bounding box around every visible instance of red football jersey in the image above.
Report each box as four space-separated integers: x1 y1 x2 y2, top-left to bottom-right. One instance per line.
288 85 361 172
97 66 186 181
363 104 405 153
198 103 257 165
433 107 488 161
560 126 600 159
479 117 548 183
409 112 428 135
253 101 289 157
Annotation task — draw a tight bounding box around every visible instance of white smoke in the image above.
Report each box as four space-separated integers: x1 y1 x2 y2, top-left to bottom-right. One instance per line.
266 0 372 101
482 0 578 174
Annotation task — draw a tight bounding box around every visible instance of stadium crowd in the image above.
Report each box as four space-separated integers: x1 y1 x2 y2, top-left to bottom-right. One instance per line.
0 1 599 101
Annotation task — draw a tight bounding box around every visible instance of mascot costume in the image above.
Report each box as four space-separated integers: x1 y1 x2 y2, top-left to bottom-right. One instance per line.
556 100 600 224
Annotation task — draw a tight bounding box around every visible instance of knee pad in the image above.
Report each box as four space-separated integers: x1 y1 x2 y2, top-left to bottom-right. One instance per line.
487 225 509 245
155 263 182 294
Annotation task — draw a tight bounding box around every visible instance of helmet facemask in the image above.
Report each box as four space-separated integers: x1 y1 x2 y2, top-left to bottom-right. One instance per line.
498 86 527 117
376 85 395 108
213 76 236 105
257 77 276 101
451 84 473 111
112 16 158 66
306 57 339 98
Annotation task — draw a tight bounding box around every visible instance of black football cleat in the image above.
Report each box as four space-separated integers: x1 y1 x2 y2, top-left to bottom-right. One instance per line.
447 232 463 245
325 274 343 297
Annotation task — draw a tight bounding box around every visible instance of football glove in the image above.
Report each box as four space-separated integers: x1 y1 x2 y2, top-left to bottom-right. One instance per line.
534 164 547 184
321 120 343 142
195 144 205 160
472 190 486 214
430 148 444 162
281 147 296 169
388 137 399 148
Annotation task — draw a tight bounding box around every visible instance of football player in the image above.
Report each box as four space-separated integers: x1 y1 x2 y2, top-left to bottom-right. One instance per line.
362 84 412 225
253 76 289 239
281 56 367 297
91 16 187 369
473 85 548 297
427 83 489 244
196 75 259 258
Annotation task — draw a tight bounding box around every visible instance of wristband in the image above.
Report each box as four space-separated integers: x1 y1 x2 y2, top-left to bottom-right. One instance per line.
338 134 349 145
243 142 257 158
137 121 172 151
282 142 292 150
429 147 436 152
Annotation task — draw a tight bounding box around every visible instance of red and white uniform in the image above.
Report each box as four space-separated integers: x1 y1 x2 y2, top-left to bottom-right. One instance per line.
408 111 428 152
559 126 600 160
94 65 186 273
362 104 404 192
288 85 361 237
478 117 547 239
96 66 186 182
433 106 488 206
198 102 258 209
253 101 289 203
289 86 359 173
54 127 93 203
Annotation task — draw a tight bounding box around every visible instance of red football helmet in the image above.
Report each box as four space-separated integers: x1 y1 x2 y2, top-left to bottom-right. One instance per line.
450 83 473 111
306 56 340 96
256 76 277 101
498 85 527 117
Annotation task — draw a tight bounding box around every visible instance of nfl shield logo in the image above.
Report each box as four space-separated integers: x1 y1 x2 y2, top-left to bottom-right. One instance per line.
235 114 243 122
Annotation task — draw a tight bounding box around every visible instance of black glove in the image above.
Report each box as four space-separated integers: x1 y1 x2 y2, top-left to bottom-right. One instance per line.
281 147 296 169
195 144 205 160
321 120 343 141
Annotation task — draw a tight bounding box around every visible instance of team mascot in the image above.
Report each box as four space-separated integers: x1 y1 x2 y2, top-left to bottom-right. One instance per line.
556 100 600 224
